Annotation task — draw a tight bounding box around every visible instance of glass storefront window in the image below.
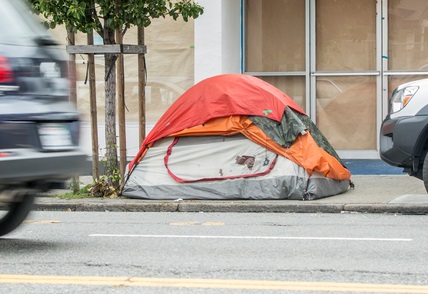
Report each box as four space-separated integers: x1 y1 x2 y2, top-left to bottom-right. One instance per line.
245 0 305 72
257 76 306 110
316 76 376 150
245 0 428 153
388 0 428 71
316 0 376 71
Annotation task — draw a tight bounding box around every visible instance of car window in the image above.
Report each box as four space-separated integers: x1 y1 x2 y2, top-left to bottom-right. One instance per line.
0 0 55 46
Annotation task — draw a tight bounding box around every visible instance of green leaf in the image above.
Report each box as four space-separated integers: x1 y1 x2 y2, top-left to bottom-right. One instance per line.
27 0 204 33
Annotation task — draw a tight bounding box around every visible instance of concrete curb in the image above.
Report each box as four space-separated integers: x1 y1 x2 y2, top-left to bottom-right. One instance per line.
176 202 345 213
33 199 428 215
343 203 428 214
34 199 179 213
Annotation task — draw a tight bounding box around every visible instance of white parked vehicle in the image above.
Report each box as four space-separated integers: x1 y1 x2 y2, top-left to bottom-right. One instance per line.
380 78 428 192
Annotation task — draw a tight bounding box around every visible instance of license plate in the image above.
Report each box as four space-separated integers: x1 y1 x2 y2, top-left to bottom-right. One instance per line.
38 123 73 150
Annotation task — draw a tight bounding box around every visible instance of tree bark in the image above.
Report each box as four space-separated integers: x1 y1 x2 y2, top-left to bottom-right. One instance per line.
67 30 77 105
67 29 79 193
116 29 126 183
138 26 146 146
103 26 118 185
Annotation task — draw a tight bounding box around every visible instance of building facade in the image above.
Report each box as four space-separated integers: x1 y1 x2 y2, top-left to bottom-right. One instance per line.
53 0 428 160
195 0 428 159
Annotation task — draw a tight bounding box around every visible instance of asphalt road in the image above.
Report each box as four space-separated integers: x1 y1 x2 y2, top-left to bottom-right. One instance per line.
1 211 428 293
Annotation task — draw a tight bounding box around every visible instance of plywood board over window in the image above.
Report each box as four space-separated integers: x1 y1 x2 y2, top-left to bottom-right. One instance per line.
245 0 305 72
316 0 376 150
49 18 195 124
245 0 306 111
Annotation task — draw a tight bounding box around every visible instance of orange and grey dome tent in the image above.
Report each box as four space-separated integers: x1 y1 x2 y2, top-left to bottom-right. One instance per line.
122 74 351 200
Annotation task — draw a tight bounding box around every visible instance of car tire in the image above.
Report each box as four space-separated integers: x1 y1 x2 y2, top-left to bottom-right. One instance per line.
423 154 428 193
0 192 35 237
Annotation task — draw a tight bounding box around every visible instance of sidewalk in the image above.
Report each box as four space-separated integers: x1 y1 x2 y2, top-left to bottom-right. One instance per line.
34 160 428 214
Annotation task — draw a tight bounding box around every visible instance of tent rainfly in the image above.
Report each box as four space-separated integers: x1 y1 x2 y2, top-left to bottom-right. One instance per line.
121 74 352 200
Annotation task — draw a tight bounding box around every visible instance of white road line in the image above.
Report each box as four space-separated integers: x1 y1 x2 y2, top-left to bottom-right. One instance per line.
88 234 412 242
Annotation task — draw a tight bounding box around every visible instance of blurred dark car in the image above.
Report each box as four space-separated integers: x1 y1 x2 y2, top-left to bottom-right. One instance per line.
0 0 87 236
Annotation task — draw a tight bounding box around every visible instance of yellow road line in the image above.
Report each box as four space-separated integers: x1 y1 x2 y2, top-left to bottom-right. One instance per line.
24 220 61 224
0 275 427 292
169 221 224 226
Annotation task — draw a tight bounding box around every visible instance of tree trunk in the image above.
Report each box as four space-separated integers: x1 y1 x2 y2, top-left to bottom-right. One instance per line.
116 29 126 183
138 27 146 146
67 30 77 105
103 26 118 186
67 29 79 193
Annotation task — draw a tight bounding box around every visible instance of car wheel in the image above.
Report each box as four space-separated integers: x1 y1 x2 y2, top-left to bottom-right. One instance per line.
423 154 428 193
0 192 35 237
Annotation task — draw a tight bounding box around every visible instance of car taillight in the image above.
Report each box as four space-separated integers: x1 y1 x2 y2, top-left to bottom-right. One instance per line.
0 56 13 83
390 86 418 114
0 152 13 158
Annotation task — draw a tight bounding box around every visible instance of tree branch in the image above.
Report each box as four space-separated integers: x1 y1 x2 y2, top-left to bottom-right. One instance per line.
92 4 104 37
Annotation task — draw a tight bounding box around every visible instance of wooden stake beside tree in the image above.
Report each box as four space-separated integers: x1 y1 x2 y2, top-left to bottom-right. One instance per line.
138 26 146 147
87 31 100 181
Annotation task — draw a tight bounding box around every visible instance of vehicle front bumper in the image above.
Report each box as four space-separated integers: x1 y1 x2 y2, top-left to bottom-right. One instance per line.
380 115 428 169
0 148 89 185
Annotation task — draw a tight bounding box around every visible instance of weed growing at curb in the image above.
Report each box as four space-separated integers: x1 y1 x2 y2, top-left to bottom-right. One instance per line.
56 184 92 200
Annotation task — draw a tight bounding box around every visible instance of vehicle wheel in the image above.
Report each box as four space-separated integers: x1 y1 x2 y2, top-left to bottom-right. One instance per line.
0 192 35 237
423 154 428 193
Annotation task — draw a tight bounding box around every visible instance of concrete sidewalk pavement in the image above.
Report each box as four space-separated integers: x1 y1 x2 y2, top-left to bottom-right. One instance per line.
35 174 428 215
